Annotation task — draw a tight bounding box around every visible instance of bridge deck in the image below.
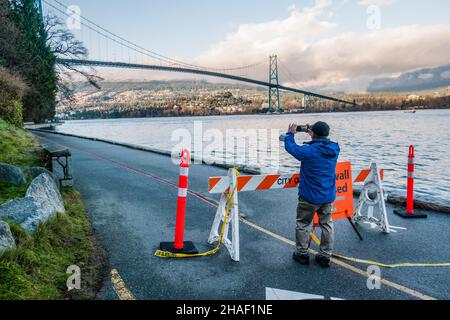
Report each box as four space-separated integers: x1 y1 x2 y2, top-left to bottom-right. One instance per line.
57 58 356 106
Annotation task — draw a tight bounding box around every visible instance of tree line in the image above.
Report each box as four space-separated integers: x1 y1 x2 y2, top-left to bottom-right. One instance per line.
65 91 450 120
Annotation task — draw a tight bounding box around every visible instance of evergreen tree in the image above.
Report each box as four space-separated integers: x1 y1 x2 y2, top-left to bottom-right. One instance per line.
9 0 57 122
0 0 23 68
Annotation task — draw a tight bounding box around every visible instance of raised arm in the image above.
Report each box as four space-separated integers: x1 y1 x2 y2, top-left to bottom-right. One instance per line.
284 132 309 161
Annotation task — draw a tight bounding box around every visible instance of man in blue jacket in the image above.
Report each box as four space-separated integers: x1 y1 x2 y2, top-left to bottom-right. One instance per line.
284 121 340 268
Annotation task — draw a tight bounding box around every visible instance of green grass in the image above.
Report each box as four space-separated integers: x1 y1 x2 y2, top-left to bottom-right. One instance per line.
0 119 104 300
0 189 97 300
0 119 42 168
0 119 38 205
0 182 28 205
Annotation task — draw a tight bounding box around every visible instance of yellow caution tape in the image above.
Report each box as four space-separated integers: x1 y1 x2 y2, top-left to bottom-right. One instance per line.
309 231 450 268
310 232 321 247
154 169 240 259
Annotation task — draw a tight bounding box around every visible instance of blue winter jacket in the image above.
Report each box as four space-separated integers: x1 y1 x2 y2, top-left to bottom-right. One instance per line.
284 133 340 205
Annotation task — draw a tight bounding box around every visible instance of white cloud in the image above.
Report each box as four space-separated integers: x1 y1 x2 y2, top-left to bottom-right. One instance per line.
195 0 336 72
194 0 450 92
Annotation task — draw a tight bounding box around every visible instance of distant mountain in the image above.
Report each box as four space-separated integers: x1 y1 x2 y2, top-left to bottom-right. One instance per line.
368 64 450 93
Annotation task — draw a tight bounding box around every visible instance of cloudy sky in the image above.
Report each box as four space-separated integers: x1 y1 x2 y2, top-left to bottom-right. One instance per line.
45 0 450 92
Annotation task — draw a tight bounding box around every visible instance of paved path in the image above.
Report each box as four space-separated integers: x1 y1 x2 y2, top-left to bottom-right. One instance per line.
33 131 450 300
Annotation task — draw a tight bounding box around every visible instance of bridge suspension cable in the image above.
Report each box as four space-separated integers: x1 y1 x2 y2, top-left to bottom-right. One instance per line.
43 0 267 73
278 60 301 87
278 59 350 107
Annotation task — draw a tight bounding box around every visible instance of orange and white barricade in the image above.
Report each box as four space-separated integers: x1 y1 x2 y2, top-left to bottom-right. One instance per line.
208 162 404 261
208 169 304 262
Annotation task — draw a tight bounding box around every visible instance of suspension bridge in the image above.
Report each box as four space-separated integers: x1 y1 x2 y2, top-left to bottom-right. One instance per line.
41 0 356 112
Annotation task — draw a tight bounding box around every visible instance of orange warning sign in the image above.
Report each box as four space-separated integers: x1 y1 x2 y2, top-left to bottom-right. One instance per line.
314 162 354 224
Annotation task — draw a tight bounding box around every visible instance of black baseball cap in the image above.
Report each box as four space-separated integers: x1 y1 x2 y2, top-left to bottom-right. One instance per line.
311 121 330 137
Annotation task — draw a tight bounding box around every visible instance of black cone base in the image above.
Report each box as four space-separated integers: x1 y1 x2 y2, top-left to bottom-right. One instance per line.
159 241 199 254
394 210 428 219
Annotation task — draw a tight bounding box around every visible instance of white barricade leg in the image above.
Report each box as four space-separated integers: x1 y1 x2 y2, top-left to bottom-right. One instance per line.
207 168 240 262
208 193 227 244
354 163 392 233
229 170 239 261
374 163 391 233
355 194 364 222
367 206 376 229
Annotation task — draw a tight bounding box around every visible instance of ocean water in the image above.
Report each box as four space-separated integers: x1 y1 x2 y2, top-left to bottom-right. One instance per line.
55 109 450 206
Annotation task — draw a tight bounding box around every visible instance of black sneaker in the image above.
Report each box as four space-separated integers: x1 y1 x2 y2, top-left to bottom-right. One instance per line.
293 252 310 265
315 255 331 268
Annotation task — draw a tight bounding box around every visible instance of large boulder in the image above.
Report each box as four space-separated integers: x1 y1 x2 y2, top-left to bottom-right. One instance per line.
0 197 40 225
23 167 60 188
0 221 16 255
0 163 26 186
0 173 65 233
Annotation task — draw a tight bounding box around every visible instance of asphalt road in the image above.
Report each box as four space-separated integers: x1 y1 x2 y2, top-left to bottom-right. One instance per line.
33 131 450 300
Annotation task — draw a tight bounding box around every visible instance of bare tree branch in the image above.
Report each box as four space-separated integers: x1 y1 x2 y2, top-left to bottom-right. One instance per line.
45 14 102 107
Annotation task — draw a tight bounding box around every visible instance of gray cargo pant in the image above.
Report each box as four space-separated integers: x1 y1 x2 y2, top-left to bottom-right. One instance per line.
296 198 334 259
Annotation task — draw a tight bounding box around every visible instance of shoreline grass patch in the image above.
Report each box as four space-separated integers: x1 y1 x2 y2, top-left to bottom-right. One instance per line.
0 120 42 168
0 120 107 300
0 188 105 300
0 181 28 205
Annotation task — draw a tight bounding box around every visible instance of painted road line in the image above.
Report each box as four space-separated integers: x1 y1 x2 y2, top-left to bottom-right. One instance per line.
241 217 436 301
111 269 136 300
36 133 437 301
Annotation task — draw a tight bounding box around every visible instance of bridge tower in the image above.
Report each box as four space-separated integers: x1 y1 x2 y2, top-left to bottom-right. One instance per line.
268 55 281 113
304 95 316 110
